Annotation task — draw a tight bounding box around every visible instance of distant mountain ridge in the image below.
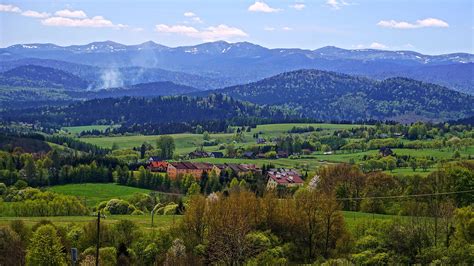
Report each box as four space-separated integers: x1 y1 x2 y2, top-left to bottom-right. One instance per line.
0 60 230 90
205 69 474 122
1 40 472 94
69 81 201 98
4 41 472 64
0 65 89 90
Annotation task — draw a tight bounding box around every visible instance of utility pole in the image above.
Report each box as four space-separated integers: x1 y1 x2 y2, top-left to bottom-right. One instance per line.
96 210 100 266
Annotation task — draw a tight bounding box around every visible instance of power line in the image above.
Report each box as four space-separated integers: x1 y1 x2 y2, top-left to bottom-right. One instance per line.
335 189 474 201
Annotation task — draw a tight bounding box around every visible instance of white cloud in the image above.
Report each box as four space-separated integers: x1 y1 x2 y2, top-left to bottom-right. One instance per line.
0 4 21 13
264 26 275 31
183 11 203 23
248 1 282 13
377 18 449 29
21 10 50 18
282 26 293 31
54 9 87 18
155 24 247 41
369 42 387 49
355 43 417 50
200 24 248 41
155 24 199 34
41 16 127 29
355 42 387 49
326 0 349 10
290 3 306 10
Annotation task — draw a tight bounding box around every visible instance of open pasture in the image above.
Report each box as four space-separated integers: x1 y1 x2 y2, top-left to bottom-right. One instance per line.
0 214 178 231
79 123 370 152
48 183 154 207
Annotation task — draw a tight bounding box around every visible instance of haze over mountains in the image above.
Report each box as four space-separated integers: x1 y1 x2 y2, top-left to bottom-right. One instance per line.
0 40 473 123
1 40 473 94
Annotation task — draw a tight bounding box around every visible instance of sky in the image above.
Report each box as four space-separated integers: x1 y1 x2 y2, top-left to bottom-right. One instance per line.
0 0 473 54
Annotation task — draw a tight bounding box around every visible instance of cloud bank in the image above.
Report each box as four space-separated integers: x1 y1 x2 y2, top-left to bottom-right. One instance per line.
377 18 449 29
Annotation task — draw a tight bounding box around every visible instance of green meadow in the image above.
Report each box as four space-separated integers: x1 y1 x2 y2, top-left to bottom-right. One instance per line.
49 183 154 207
0 215 179 231
79 123 371 153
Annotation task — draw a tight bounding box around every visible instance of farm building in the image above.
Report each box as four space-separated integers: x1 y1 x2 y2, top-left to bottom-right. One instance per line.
167 162 213 179
148 161 168 172
210 151 224 158
266 168 304 189
188 150 210 159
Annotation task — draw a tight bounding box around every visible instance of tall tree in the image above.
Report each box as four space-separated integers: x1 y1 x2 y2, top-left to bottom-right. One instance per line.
157 136 175 160
26 224 66 266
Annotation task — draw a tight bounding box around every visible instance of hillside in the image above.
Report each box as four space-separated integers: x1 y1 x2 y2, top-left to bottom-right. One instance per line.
211 69 474 122
0 65 89 90
371 63 474 95
2 41 473 93
0 59 230 90
0 94 287 128
68 81 201 99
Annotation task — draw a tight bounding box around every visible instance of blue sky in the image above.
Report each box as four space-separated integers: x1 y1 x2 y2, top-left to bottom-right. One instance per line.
1 0 472 54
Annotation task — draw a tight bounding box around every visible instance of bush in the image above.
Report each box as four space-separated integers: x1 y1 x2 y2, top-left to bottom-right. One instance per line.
81 246 117 266
105 199 135 215
14 180 27 190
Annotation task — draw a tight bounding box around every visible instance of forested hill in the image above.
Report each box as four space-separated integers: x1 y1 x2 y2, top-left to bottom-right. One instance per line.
210 69 474 122
70 81 201 99
0 65 89 90
0 94 289 127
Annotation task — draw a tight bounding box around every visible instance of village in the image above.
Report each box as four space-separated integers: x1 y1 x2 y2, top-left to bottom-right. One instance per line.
147 157 305 190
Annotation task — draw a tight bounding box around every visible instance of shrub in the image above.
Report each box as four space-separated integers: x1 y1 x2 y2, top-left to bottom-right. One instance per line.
105 199 134 215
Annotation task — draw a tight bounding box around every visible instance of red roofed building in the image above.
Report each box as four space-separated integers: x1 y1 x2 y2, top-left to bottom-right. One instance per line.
167 162 213 180
148 161 168 172
266 168 304 189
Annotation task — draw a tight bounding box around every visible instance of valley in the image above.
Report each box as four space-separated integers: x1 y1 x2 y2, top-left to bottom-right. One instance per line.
0 36 472 265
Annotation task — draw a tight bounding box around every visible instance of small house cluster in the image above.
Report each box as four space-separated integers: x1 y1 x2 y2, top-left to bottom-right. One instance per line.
147 158 305 189
148 159 262 180
266 169 305 189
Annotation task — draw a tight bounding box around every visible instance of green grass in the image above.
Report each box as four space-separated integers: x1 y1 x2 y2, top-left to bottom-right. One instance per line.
49 183 153 207
79 123 370 153
0 215 180 230
342 211 397 231
81 133 234 154
383 167 435 176
0 211 394 232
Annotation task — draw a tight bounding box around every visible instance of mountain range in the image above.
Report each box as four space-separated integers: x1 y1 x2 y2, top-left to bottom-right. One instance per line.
1 40 473 94
200 69 474 122
1 69 472 124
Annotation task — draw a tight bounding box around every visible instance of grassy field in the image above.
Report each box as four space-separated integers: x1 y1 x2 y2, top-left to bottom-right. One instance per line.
383 167 435 176
76 123 472 176
49 183 153 207
0 215 179 230
311 147 473 163
81 133 229 154
80 123 370 152
0 211 395 232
